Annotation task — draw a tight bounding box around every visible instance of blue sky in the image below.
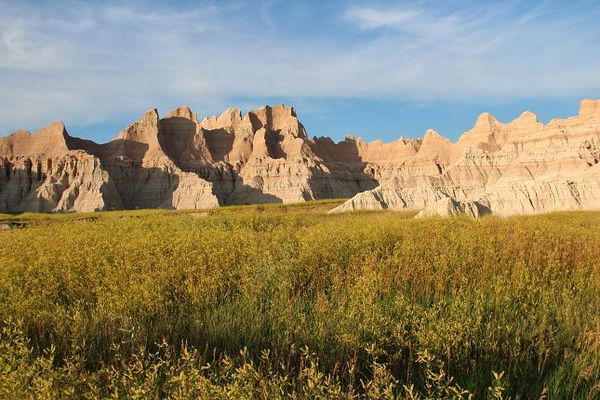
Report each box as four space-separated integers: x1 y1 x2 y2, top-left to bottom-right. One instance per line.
1 0 599 143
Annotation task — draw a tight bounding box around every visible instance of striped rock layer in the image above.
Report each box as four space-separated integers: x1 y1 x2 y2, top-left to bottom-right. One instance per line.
1 101 599 216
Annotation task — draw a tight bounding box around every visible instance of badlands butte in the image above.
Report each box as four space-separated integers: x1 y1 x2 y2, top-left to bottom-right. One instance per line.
1 99 599 216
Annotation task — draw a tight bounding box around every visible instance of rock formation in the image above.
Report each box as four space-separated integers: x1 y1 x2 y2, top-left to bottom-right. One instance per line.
415 198 491 218
331 99 600 216
1 100 599 215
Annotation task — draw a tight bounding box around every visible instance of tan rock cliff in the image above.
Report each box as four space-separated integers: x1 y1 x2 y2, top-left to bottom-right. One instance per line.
1 99 599 215
332 99 600 216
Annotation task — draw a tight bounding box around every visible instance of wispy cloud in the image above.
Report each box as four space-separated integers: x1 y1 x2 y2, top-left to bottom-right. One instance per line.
345 6 423 30
0 15 67 69
1 0 599 137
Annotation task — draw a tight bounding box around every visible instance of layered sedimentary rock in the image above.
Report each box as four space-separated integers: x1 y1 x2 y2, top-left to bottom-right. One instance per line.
1 100 599 215
0 122 122 212
332 99 600 216
415 198 491 218
0 104 376 212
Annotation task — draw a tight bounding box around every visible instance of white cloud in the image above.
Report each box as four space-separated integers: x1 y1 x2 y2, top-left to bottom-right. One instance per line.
0 0 599 136
345 6 421 29
0 16 68 69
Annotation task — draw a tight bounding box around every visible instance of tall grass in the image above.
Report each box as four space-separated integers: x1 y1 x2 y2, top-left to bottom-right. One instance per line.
0 206 598 398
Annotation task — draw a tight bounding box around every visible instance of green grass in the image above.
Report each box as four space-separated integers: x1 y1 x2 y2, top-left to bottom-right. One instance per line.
0 204 598 399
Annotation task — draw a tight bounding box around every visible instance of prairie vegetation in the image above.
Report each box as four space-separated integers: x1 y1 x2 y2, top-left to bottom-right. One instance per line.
0 204 598 399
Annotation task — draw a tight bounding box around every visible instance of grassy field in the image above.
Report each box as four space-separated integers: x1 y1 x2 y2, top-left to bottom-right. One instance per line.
0 203 598 399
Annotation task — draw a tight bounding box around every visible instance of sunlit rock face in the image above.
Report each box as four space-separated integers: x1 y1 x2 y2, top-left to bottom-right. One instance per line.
331 99 600 216
1 100 599 215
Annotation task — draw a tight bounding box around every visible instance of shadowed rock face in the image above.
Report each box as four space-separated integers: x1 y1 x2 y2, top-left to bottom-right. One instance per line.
1 100 599 215
0 152 122 212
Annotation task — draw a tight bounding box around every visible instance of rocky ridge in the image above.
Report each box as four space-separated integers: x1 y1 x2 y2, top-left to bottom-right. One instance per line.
1 100 599 215
331 99 600 216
